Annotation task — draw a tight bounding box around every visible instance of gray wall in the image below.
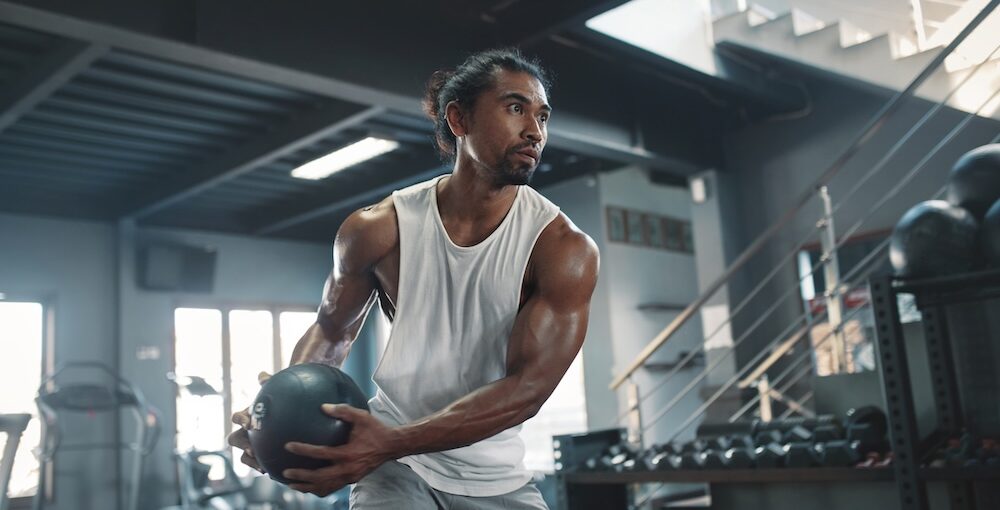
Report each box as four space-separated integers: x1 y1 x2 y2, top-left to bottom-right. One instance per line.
0 212 382 510
541 167 705 445
720 74 1000 367
0 214 118 510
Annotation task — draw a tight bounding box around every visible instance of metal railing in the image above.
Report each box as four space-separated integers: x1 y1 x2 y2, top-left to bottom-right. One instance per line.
611 8 1000 491
611 0 999 392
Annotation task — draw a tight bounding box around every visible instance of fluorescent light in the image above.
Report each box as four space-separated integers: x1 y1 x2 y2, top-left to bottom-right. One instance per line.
291 137 399 180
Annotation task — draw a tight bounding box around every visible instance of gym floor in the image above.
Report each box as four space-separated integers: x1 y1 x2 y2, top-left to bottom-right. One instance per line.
1 1 999 510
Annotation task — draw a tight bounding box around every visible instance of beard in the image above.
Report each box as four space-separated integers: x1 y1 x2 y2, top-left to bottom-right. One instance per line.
493 147 538 186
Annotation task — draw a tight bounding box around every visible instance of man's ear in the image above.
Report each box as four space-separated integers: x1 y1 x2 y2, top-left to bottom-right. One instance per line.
445 100 468 138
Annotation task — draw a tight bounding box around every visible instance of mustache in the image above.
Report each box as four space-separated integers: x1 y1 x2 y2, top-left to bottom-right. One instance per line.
508 142 540 154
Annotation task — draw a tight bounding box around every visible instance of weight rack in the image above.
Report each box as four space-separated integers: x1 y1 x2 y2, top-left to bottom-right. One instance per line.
870 270 1000 510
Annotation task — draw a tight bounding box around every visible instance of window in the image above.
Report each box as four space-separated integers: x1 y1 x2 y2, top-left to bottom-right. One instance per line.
173 306 315 478
519 352 588 472
0 301 45 499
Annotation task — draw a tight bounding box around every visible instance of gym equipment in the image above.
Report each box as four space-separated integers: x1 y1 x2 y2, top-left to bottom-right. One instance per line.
981 198 1000 266
812 424 844 442
844 406 888 454
889 200 978 278
817 440 864 467
784 442 820 468
782 425 813 444
553 429 627 472
723 447 756 469
34 362 159 510
1 414 31 510
248 364 369 484
947 144 1000 219
754 443 786 468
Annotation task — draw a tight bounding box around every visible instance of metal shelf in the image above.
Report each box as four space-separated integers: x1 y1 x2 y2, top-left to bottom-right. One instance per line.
563 467 894 484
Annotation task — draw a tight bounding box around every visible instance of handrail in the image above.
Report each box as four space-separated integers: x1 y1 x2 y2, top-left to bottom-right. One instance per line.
609 0 999 390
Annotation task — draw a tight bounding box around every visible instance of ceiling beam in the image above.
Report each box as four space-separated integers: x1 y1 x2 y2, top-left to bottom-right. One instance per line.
255 164 449 236
0 0 697 175
0 40 107 133
119 103 384 219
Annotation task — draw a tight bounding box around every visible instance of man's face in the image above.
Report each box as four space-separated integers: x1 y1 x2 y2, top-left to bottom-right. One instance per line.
461 70 550 186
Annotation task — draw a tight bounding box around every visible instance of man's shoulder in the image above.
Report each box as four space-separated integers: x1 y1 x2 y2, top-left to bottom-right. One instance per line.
534 213 599 270
336 196 398 269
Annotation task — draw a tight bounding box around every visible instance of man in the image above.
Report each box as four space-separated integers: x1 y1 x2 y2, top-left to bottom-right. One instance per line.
229 48 599 509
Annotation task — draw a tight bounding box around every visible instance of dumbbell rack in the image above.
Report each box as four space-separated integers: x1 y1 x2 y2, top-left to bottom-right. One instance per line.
869 270 1000 510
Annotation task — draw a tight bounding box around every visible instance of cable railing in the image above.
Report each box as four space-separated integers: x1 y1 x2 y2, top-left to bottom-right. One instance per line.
609 0 1000 462
611 0 999 392
620 76 1000 441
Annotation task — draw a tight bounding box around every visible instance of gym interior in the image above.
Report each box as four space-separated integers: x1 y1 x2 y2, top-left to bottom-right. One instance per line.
1 1 999 509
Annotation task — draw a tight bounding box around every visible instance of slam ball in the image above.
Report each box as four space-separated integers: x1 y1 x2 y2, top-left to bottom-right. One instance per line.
889 200 978 278
946 144 1000 220
248 363 369 484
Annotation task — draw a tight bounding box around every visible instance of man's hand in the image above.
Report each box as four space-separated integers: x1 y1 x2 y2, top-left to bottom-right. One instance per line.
282 404 396 497
227 371 272 473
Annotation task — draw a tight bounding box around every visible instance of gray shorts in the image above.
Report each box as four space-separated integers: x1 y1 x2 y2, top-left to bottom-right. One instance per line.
350 460 549 510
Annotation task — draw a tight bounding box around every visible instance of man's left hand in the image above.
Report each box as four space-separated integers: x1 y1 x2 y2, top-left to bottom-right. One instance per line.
283 403 396 497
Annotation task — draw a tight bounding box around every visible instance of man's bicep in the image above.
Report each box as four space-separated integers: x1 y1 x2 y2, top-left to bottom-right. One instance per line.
506 234 599 397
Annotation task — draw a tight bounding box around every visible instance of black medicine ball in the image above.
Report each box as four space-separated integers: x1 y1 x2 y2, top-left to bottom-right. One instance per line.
946 144 1000 220
248 363 369 484
889 200 978 278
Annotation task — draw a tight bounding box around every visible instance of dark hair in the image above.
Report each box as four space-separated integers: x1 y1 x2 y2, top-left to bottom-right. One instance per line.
422 48 552 161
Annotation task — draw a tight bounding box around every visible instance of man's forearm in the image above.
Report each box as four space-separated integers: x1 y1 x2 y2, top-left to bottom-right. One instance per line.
288 322 352 368
387 373 543 458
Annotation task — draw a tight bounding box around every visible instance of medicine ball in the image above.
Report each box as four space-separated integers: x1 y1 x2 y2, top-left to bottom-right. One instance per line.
982 198 1000 267
248 363 369 484
889 200 978 278
947 144 1000 220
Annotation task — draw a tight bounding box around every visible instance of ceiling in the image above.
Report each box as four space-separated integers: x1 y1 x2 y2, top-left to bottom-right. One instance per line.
0 0 800 241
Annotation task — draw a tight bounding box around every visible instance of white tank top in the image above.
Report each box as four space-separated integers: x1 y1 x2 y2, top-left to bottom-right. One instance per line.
368 175 560 497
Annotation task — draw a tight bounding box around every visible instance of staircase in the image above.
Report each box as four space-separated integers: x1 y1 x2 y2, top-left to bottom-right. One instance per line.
713 0 1000 118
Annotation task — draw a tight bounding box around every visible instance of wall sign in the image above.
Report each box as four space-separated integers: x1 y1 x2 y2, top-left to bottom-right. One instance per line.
606 206 694 254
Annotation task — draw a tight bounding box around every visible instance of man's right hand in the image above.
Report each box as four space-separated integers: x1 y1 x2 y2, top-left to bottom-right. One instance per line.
228 371 272 473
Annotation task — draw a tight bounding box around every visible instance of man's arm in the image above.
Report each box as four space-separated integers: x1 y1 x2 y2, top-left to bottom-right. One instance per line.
228 200 395 472
283 215 599 493
289 200 396 368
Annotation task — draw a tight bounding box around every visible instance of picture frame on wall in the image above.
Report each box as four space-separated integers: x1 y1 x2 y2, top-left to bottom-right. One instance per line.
606 207 626 242
664 218 682 251
645 215 665 248
626 210 645 245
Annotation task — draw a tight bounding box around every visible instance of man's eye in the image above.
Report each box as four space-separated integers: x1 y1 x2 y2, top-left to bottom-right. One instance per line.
509 104 523 114
540 115 549 123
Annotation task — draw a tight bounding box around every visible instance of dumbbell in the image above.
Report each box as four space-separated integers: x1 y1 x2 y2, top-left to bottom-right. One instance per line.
817 439 864 467
755 429 783 447
784 442 821 468
755 442 786 468
723 446 756 469
844 407 888 454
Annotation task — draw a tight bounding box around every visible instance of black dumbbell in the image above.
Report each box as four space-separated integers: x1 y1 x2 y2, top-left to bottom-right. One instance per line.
755 429 783 447
784 442 820 468
723 447 756 469
782 425 814 444
817 439 864 467
697 449 727 469
813 423 844 442
755 443 786 468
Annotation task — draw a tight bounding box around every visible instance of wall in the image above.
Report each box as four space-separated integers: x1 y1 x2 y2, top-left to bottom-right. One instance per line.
0 214 118 510
720 73 1000 368
0 212 381 510
597 167 705 446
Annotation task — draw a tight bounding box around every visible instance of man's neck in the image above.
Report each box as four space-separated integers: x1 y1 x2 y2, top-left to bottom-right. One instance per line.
437 162 517 222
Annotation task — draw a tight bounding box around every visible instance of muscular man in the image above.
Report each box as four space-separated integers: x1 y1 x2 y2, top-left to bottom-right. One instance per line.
229 48 599 509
